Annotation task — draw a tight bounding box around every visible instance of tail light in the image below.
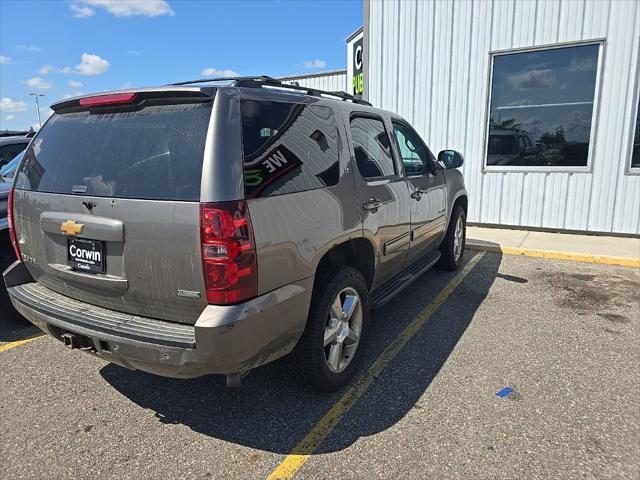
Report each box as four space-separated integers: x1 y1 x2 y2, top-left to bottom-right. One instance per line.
78 92 137 107
200 201 257 304
8 188 21 261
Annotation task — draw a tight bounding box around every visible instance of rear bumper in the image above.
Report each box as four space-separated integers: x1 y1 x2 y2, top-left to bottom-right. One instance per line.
4 261 313 378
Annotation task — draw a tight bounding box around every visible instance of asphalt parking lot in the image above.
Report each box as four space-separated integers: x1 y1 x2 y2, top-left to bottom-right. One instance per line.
1 248 639 480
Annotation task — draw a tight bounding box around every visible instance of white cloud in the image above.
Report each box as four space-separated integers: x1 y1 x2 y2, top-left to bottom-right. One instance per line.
75 53 110 75
60 53 110 76
126 49 142 55
38 65 54 74
69 80 84 88
200 67 239 77
569 56 597 72
122 82 134 88
24 77 53 90
507 69 556 90
69 3 95 17
70 0 174 18
0 55 12 65
5 115 16 121
0 98 28 113
302 59 326 69
15 45 41 52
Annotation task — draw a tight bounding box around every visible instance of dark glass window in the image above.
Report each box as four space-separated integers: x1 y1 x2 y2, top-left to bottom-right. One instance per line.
350 116 396 179
487 43 600 168
0 143 27 167
391 121 435 175
632 95 640 169
15 102 212 201
240 100 340 198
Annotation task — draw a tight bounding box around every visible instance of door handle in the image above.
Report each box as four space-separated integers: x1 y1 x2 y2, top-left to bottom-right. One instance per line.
363 198 383 212
410 189 425 200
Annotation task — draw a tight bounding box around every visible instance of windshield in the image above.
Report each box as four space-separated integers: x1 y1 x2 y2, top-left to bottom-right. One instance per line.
15 101 212 201
0 150 24 178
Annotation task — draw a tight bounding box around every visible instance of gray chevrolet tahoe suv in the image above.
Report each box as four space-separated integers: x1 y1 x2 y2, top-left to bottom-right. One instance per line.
3 77 468 391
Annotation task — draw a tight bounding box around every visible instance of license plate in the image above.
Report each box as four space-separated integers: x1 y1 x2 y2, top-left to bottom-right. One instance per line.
67 238 105 273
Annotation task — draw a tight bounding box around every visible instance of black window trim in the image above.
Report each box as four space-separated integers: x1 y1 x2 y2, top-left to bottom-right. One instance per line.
483 38 605 174
390 117 437 177
349 112 401 182
626 52 640 175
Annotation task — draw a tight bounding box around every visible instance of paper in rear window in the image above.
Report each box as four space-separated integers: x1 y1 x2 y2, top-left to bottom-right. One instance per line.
15 102 212 201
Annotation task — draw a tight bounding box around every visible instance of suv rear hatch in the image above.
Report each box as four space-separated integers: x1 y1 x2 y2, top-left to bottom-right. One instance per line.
12 91 213 324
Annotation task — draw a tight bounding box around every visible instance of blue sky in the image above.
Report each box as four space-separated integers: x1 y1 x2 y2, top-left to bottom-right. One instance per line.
0 0 362 131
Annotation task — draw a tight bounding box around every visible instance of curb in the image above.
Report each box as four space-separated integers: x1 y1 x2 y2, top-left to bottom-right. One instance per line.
466 242 640 268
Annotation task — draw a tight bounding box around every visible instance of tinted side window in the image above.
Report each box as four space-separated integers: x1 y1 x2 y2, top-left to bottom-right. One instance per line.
350 116 396 179
391 122 433 175
0 143 27 164
240 100 340 198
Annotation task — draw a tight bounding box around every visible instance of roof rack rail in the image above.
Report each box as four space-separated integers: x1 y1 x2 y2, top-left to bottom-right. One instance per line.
169 75 279 86
168 75 372 106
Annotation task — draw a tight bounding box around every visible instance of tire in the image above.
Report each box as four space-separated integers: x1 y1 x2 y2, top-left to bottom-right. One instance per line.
437 205 466 271
293 266 370 392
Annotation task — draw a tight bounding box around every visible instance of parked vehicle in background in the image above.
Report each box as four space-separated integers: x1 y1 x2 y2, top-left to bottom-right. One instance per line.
0 150 25 231
0 136 30 169
3 77 468 391
487 129 549 166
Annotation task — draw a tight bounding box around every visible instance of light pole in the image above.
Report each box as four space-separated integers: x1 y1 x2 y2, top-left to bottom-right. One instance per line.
29 93 45 129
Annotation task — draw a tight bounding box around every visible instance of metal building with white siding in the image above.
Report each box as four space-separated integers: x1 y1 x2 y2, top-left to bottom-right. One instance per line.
280 70 347 92
362 0 640 235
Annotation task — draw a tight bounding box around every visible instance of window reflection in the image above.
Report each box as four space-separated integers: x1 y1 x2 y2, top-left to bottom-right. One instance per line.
487 43 600 168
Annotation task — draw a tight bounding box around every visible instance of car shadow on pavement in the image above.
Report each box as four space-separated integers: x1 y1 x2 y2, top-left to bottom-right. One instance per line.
100 251 501 455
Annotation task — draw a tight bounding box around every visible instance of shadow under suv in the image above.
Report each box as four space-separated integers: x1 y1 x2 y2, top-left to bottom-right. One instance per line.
3 77 468 391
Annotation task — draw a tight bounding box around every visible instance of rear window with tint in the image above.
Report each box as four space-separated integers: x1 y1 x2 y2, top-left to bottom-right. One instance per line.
15 102 212 201
240 99 340 198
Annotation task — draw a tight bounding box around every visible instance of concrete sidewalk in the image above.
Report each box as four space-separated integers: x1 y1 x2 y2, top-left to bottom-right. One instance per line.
466 226 640 268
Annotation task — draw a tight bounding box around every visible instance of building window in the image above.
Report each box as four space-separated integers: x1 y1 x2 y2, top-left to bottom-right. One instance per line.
486 43 601 170
632 94 640 170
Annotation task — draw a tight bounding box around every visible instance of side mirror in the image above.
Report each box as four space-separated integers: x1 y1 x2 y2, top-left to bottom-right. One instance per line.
438 149 464 169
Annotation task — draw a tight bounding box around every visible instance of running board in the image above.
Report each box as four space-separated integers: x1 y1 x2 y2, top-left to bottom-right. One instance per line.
370 250 441 309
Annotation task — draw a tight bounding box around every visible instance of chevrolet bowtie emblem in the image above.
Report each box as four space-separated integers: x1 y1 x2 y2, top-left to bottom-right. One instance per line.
60 220 84 236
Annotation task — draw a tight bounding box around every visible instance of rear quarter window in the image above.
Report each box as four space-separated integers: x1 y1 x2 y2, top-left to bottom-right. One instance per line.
15 102 212 201
240 99 340 198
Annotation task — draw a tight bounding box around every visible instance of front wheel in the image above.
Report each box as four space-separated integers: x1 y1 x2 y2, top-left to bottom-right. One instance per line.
293 266 369 391
437 206 466 271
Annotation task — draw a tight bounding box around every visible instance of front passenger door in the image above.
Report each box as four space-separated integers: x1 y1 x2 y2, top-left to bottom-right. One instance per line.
391 121 447 266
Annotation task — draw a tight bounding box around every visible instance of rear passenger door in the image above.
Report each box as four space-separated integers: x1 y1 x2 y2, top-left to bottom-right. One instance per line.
348 114 411 289
391 120 447 265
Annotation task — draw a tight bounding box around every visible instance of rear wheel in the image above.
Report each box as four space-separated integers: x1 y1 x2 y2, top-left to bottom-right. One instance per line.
437 206 466 271
294 266 369 391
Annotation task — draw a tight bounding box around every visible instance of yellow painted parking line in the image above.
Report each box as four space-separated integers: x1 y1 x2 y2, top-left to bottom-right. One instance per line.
267 252 486 480
466 243 640 268
0 332 45 353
